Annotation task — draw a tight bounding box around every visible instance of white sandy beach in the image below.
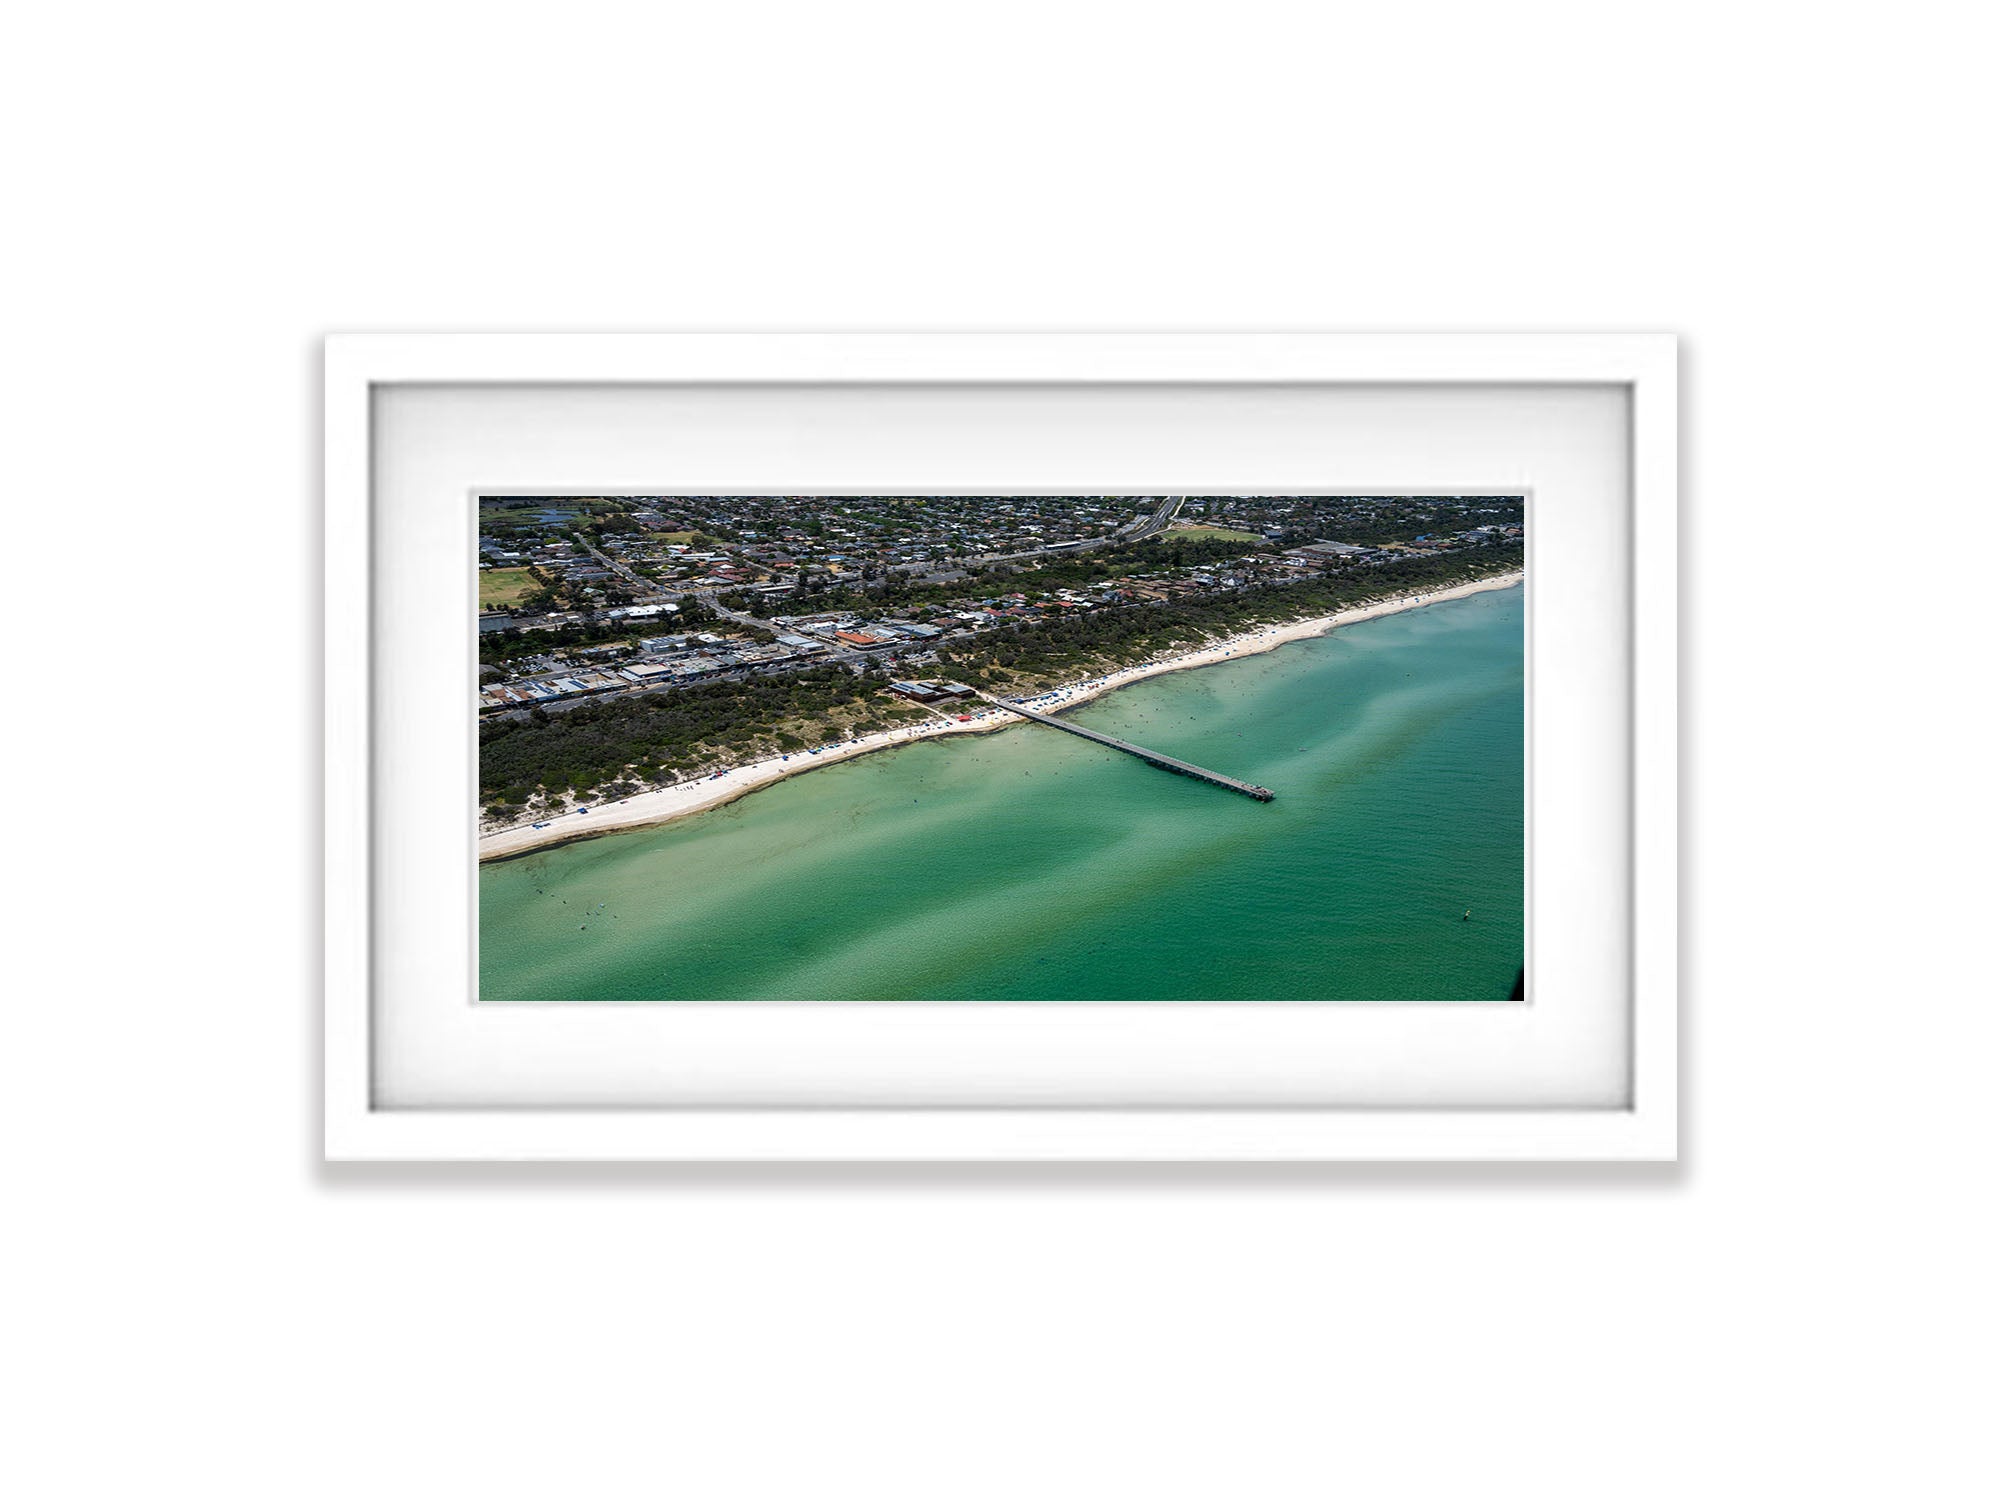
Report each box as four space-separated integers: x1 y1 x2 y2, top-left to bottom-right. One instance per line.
477 570 1523 861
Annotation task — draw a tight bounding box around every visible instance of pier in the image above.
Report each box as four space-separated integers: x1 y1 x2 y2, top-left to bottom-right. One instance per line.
975 691 1274 801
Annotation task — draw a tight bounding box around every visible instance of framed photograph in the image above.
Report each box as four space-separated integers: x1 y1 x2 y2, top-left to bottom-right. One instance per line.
326 333 1676 1161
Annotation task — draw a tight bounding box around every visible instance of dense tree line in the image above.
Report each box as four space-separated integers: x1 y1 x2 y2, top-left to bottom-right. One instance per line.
478 666 921 809
1017 533 1262 589
935 545 1522 690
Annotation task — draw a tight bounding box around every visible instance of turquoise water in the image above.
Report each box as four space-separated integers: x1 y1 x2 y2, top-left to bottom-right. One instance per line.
480 585 1524 1002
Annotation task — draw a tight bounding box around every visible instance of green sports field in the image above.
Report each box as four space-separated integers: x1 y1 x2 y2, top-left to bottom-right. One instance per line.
479 568 539 608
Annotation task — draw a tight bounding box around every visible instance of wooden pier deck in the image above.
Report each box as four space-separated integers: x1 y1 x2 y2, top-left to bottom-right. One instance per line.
975 692 1274 801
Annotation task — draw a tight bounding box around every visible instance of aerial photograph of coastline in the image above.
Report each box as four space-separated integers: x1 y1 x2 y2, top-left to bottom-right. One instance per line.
477 494 1525 1002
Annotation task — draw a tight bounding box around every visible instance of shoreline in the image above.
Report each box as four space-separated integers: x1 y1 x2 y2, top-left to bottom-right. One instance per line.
477 570 1522 862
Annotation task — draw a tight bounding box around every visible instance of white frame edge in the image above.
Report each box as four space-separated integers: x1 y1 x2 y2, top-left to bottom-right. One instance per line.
323 332 1678 1163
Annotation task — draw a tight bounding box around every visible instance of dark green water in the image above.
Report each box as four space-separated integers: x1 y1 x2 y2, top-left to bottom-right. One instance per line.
480 585 1524 1002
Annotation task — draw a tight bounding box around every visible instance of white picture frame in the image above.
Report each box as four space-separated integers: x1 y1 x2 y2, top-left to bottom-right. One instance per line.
326 332 1676 1161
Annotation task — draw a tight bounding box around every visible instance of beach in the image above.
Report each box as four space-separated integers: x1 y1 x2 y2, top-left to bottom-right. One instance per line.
477 569 1522 861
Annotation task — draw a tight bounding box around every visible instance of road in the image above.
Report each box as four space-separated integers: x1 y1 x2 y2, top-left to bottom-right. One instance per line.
963 495 1184 566
1122 493 1185 541
697 589 880 669
573 533 658 596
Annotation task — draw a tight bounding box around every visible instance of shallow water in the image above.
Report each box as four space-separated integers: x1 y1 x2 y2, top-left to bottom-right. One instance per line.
480 585 1524 1001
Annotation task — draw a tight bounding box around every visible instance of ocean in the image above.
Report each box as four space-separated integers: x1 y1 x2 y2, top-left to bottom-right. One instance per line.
479 584 1524 1002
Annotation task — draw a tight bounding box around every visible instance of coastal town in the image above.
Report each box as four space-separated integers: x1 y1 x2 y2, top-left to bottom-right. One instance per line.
477 493 1524 841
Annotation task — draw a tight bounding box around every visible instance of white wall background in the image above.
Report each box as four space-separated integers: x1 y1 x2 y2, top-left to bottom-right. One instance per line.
6 4 1991 1497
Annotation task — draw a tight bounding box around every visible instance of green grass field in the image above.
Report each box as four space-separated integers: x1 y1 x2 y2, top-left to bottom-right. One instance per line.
1158 524 1265 543
479 568 539 608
